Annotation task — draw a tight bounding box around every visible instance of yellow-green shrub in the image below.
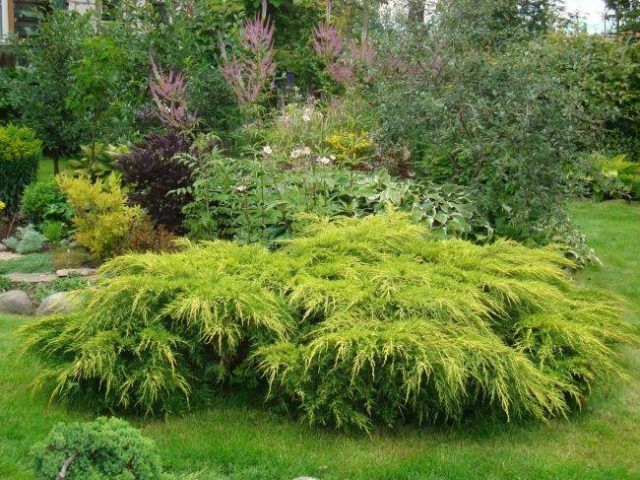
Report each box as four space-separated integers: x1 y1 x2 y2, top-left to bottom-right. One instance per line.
325 129 373 165
18 213 638 430
0 125 42 214
57 174 143 258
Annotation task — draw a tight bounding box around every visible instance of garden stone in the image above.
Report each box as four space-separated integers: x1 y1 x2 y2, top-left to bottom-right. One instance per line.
7 273 57 284
0 243 6 252
0 290 35 315
0 251 22 261
36 292 79 316
56 268 97 278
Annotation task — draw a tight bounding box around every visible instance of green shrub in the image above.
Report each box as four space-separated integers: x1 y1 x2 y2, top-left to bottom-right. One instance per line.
0 125 42 214
33 274 90 303
18 213 637 430
21 179 72 227
42 221 66 244
549 34 640 159
32 417 162 480
3 225 47 254
0 275 11 293
588 153 640 201
370 30 601 244
19 240 292 413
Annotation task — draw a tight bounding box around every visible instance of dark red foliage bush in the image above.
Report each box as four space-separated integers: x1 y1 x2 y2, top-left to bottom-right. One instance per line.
117 133 192 232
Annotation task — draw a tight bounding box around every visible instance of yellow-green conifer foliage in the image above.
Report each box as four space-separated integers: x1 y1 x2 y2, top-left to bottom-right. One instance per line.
57 174 143 258
18 213 638 431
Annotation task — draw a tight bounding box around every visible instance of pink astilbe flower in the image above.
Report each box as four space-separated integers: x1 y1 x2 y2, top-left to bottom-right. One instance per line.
326 61 356 85
349 38 376 67
313 19 378 87
150 59 196 130
220 0 276 106
312 21 344 61
241 9 274 53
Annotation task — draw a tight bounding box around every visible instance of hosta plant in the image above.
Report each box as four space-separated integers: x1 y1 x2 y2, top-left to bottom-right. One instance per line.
184 151 491 245
67 143 130 181
590 153 640 201
18 213 637 431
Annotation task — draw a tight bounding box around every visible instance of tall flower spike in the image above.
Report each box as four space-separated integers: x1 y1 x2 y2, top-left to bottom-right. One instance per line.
149 59 195 130
312 21 344 61
326 61 356 85
349 38 376 67
220 0 276 106
241 10 275 53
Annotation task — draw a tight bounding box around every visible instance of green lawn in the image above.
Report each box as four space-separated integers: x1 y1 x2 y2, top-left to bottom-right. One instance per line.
0 201 638 479
37 157 70 182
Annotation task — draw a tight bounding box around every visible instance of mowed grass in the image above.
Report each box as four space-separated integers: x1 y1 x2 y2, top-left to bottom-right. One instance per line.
0 201 638 479
37 157 70 182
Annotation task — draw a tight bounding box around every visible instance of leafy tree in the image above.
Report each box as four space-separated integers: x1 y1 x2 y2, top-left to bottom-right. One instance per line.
606 0 640 33
8 10 92 174
435 0 563 48
66 35 134 162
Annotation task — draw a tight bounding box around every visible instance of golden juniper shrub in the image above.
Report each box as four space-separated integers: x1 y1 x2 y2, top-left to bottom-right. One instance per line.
57 173 143 258
17 212 638 430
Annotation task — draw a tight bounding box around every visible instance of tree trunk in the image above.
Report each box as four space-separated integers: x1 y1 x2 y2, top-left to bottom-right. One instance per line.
56 453 76 480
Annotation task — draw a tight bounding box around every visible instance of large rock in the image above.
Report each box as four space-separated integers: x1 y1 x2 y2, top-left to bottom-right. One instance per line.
36 292 79 316
7 273 57 284
56 268 97 278
0 290 35 315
